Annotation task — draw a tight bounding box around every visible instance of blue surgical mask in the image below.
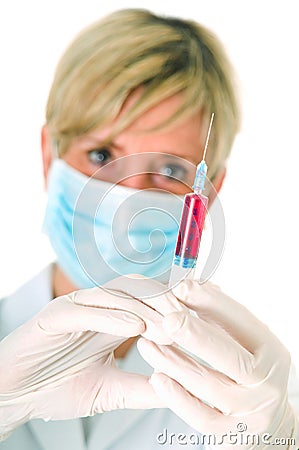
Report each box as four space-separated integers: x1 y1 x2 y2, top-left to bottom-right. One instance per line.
43 159 184 288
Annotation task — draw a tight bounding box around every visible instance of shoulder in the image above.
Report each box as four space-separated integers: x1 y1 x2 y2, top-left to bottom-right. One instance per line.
0 264 53 339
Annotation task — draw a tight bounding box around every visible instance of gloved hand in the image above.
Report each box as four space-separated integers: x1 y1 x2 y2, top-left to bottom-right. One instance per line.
0 275 184 441
138 280 299 449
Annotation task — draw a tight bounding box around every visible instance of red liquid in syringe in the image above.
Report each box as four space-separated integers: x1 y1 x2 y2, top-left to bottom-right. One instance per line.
173 192 208 269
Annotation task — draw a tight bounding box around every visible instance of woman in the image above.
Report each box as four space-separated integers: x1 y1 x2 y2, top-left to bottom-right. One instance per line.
1 9 298 449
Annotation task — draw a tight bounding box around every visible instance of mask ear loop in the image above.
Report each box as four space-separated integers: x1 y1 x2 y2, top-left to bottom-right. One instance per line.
52 139 60 159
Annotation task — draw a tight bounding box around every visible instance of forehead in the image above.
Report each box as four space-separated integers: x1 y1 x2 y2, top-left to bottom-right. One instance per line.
120 89 203 132
83 93 205 163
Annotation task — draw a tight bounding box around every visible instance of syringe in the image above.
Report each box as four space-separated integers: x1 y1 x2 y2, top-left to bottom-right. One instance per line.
169 113 214 287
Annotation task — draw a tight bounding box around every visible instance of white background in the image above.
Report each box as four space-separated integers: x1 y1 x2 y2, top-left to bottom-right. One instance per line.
0 1 298 366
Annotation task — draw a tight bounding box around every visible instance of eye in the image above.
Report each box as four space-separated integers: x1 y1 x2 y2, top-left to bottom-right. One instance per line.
88 148 112 166
159 163 188 182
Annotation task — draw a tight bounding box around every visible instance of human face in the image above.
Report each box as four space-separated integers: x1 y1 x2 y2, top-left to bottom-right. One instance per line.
61 94 206 195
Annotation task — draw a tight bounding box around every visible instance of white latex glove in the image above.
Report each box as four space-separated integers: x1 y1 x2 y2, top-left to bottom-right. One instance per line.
138 280 299 449
0 275 184 441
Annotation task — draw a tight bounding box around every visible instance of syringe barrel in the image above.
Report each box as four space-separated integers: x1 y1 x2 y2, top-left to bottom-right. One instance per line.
173 192 208 269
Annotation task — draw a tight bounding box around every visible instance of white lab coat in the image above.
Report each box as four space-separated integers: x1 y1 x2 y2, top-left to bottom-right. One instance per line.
1 265 299 450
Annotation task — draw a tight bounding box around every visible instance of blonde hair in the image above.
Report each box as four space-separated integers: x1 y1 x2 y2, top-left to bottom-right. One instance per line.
46 8 240 179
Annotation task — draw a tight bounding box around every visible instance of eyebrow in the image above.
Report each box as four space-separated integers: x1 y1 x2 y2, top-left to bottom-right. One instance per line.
79 135 123 150
79 134 200 164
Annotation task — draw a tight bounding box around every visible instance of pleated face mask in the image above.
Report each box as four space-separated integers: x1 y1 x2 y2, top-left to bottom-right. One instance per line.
43 159 184 288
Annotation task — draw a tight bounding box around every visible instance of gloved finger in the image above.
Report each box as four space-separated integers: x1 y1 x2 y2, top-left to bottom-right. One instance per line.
172 280 273 353
138 338 240 414
93 369 166 413
37 297 145 337
149 372 228 435
72 286 173 344
104 274 187 316
162 312 255 383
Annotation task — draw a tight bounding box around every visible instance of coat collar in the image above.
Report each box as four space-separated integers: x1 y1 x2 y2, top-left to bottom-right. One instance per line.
0 264 53 338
